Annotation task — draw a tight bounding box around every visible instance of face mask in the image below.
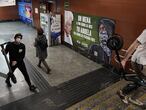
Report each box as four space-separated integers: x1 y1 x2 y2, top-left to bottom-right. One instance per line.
15 38 21 43
99 30 107 35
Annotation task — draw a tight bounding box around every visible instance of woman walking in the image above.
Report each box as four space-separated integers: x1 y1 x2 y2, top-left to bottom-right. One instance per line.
34 28 51 74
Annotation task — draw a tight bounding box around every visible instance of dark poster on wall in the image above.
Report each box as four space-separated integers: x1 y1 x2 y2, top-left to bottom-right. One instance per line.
64 11 115 65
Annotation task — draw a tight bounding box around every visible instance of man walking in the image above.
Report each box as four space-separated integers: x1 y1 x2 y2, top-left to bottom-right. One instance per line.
4 33 36 91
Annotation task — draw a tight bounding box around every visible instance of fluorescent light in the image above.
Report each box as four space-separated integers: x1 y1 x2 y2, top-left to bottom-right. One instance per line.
0 0 16 7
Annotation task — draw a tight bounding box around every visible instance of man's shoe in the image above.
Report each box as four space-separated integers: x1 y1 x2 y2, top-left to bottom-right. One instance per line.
29 85 37 91
121 96 129 104
117 90 129 104
128 97 144 106
11 75 17 84
5 79 12 87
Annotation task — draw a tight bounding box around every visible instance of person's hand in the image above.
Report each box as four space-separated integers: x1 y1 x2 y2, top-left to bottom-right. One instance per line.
12 61 17 66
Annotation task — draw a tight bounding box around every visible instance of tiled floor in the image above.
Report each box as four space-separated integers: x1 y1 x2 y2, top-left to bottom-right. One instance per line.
0 21 101 87
0 69 33 106
0 21 101 106
0 37 33 106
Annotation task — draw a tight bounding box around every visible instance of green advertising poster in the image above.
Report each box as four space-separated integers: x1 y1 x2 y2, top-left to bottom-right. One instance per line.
64 11 115 65
72 13 100 50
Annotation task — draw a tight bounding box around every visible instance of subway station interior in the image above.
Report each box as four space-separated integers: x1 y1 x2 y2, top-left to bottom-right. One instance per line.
0 0 146 110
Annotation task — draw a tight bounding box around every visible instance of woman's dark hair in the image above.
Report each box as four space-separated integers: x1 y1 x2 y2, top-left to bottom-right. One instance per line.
98 18 115 36
37 28 44 35
14 33 23 39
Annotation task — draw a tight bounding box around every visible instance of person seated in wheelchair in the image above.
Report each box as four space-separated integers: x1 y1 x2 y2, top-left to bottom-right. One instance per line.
118 29 146 104
121 29 146 79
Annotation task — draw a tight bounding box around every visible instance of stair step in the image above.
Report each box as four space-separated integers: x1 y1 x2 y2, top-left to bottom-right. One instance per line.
125 90 146 110
66 80 128 110
25 58 51 92
58 67 120 108
92 94 127 110
107 90 143 110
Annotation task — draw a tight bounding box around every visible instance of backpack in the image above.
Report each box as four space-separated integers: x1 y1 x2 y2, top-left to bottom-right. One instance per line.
38 35 48 50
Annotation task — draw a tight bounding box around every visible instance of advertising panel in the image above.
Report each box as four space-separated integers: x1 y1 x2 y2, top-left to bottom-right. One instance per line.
18 2 33 24
51 14 61 46
64 11 115 65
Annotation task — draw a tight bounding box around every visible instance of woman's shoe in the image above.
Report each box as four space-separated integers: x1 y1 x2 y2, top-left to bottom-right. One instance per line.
11 75 17 84
37 64 42 68
47 68 51 74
